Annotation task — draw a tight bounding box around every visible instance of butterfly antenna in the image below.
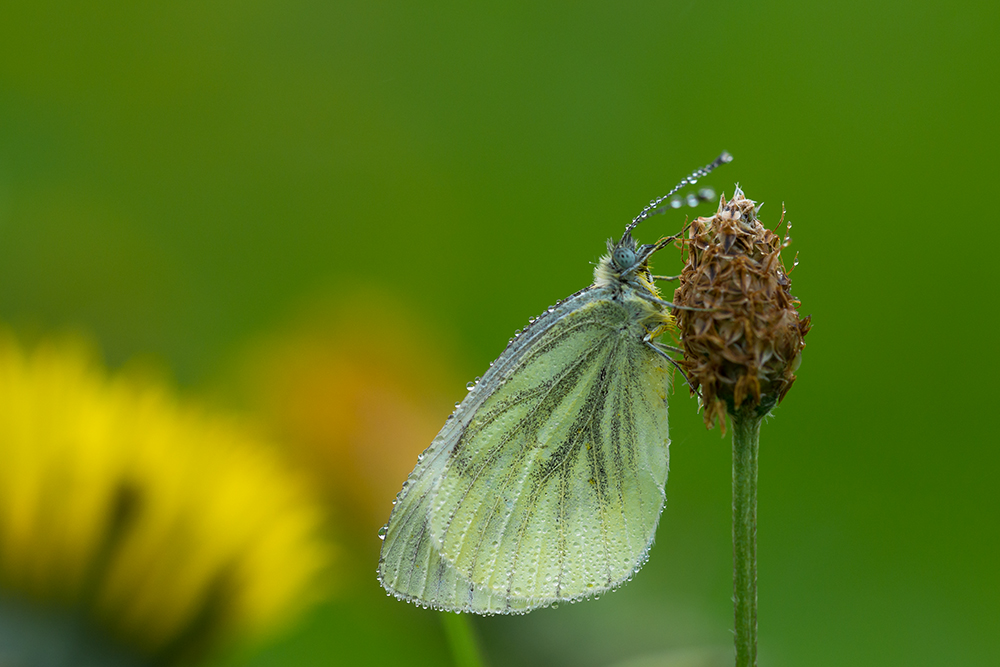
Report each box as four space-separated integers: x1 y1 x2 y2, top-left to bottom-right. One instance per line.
621 151 733 243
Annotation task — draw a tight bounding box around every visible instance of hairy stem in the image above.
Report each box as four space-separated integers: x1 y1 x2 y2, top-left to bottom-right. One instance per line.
440 613 486 667
732 410 762 667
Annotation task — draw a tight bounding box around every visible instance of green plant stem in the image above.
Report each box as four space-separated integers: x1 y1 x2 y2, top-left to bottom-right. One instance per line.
440 612 487 667
732 410 762 667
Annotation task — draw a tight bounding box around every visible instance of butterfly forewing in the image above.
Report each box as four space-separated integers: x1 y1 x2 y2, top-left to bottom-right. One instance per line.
378 288 671 613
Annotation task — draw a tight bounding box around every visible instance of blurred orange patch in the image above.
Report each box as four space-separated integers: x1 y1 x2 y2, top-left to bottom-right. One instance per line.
239 292 465 537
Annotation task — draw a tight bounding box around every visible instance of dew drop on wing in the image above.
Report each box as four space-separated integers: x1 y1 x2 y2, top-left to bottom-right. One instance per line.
466 381 475 391
377 525 388 540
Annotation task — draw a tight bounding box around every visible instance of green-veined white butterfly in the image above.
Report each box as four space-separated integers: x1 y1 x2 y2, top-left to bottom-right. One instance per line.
378 153 732 614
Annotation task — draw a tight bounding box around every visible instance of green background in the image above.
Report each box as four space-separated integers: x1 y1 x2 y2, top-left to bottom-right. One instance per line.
1 1 998 666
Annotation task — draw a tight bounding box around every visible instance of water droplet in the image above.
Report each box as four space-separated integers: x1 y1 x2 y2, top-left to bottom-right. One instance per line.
455 402 462 408
466 381 475 391
686 193 699 207
377 525 388 540
669 195 683 209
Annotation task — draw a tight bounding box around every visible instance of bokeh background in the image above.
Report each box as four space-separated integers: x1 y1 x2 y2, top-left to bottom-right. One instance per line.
1 1 998 666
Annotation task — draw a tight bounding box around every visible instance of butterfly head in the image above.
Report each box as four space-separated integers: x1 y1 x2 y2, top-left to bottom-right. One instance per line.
610 234 640 272
594 234 659 290
594 152 733 293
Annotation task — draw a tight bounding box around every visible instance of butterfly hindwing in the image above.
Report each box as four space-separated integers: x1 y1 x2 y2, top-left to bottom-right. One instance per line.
378 288 670 613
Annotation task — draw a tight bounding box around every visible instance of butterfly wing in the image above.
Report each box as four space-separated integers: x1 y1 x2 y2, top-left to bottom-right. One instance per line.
378 287 671 613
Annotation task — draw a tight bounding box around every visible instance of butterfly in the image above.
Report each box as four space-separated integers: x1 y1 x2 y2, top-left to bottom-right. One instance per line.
378 153 732 614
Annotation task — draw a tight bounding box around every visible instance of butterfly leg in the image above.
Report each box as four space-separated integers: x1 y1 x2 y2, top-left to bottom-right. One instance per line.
644 339 702 398
635 289 712 312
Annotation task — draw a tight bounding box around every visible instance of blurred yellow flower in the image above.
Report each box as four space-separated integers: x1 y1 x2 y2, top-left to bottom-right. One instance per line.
0 331 330 664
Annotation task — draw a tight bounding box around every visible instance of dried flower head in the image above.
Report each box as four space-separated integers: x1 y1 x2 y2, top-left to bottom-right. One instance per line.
673 187 811 429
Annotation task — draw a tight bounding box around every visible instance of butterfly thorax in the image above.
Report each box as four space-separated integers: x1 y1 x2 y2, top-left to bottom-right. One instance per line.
592 236 674 337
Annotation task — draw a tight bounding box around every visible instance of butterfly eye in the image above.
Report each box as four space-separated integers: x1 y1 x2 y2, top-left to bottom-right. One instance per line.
613 247 636 270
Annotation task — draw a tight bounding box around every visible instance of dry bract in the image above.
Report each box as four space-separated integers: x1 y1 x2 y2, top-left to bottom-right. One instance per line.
672 187 811 429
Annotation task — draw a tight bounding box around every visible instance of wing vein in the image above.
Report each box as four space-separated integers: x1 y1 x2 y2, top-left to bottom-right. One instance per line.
437 331 611 561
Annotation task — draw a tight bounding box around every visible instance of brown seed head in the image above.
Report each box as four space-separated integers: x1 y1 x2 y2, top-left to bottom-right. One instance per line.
673 187 811 429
